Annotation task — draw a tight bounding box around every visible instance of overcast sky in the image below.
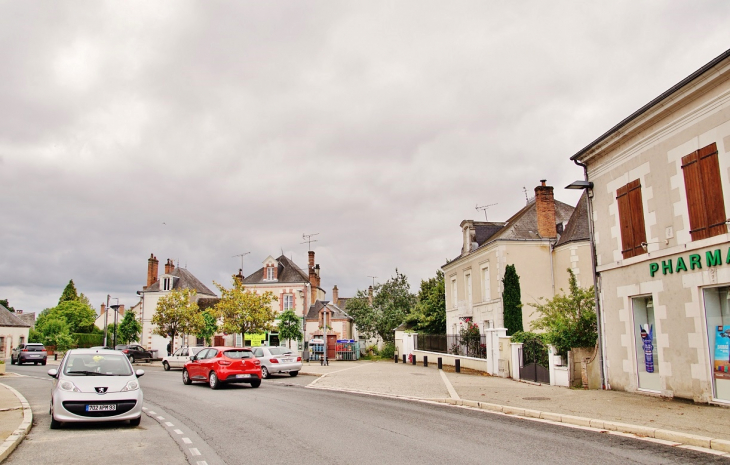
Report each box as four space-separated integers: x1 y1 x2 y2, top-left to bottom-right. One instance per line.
2 1 729 314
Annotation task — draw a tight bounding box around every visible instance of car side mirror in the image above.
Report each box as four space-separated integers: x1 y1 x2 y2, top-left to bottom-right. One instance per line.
47 369 58 378
190 355 197 361
135 369 145 378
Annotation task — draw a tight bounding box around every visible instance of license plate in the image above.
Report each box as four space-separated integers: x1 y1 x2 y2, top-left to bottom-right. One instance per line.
87 404 117 412
235 374 251 378
282 358 293 362
29 355 40 357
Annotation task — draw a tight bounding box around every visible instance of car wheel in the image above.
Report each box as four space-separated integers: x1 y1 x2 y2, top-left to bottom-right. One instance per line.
209 371 220 390
182 369 192 385
34 362 38 365
249 380 261 388
10 357 15 365
17 359 22 365
50 405 61 429
129 416 141 427
261 366 270 379
128 355 135 363
41 360 46 366
163 361 170 371
289 371 299 377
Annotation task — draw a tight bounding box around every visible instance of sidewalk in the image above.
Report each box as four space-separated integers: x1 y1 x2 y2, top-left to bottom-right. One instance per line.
300 360 730 455
0 378 32 462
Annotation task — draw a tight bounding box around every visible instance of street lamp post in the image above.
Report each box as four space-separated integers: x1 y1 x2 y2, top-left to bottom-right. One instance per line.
321 301 330 366
110 304 121 348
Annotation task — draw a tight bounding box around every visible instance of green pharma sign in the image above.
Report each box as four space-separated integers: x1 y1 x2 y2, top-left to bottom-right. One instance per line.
649 248 730 277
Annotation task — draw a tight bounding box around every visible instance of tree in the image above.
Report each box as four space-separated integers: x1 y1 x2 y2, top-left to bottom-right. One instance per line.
0 299 15 312
196 311 218 346
277 309 303 347
118 311 143 345
531 268 597 356
502 264 523 336
59 279 79 304
347 270 416 343
405 270 446 334
35 300 97 336
212 279 277 336
38 318 75 351
152 289 204 345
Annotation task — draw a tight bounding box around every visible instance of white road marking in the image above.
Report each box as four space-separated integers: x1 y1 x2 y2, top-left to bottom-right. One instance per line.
182 437 192 444
190 448 201 456
439 370 460 400
174 429 184 435
197 462 208 465
148 411 156 415
165 422 174 427
157 416 164 420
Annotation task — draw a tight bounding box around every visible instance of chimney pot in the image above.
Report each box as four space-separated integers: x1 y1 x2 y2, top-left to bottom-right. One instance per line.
535 180 557 238
332 285 339 304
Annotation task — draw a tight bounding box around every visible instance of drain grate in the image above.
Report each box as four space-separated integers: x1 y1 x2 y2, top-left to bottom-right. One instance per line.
522 397 550 401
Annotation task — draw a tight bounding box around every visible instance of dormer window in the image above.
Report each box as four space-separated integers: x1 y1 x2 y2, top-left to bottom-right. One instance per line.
163 277 172 291
266 266 275 280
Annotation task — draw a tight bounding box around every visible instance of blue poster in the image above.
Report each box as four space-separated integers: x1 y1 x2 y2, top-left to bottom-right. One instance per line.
640 324 654 373
715 326 730 380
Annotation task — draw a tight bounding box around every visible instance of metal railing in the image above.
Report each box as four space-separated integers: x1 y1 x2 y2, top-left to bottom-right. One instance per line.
414 334 487 359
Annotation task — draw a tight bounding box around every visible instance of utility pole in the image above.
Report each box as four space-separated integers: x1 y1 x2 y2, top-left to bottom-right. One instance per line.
103 294 110 347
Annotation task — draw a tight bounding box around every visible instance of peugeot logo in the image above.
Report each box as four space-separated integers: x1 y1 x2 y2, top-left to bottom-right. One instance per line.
95 387 108 394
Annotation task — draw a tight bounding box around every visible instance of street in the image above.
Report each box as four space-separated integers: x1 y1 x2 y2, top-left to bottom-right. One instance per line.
3 363 728 464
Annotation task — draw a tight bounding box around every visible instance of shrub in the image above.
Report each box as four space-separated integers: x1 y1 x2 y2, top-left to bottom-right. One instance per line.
380 342 395 359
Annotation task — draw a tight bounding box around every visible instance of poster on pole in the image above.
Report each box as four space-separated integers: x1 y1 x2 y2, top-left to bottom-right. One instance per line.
715 326 730 380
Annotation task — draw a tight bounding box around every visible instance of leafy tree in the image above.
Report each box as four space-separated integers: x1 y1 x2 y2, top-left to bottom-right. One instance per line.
0 299 15 312
405 270 445 334
347 270 416 343
118 311 143 345
212 279 277 336
39 318 75 351
277 309 303 347
29 328 42 343
59 279 79 304
531 268 597 356
35 300 97 336
502 264 523 336
78 293 93 309
152 289 204 346
196 311 218 346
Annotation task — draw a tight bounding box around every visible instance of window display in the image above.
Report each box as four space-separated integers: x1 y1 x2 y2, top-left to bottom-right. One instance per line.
633 296 660 391
703 286 730 402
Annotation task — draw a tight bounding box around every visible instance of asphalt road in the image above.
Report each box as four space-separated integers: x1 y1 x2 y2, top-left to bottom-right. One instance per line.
5 363 729 464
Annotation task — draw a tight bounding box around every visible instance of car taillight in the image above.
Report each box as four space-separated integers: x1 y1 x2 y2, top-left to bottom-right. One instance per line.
297 356 302 362
270 358 279 363
123 349 129 354
219 360 231 366
22 349 28 352
253 359 261 365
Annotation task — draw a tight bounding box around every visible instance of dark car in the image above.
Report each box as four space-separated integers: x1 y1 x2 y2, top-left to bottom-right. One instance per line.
115 344 153 363
11 343 48 365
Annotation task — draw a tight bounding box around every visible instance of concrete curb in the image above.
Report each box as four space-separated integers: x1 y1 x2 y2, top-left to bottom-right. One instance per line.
433 398 730 455
0 383 33 463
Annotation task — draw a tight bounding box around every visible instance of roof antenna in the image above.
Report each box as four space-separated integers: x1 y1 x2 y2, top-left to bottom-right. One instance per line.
475 203 497 221
523 186 530 205
232 252 251 270
301 233 319 251
368 276 378 287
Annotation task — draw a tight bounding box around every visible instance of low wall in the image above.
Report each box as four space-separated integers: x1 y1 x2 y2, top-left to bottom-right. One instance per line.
570 346 601 389
412 350 489 372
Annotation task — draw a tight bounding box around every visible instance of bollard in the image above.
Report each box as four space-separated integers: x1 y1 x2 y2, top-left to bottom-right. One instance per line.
412 354 416 365
394 354 398 363
438 357 442 369
54 353 58 361
455 359 460 373
423 356 428 368
403 354 406 364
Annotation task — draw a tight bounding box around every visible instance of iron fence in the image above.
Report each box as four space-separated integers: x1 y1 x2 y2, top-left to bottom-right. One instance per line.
414 334 487 359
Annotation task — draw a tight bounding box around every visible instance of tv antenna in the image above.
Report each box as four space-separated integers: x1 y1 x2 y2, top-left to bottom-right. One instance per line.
475 203 498 221
232 252 250 270
367 276 378 287
301 233 319 250
523 186 529 204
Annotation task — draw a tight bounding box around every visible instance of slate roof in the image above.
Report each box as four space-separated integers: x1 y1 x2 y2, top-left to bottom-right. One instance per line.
143 267 217 296
305 300 353 321
17 313 36 327
0 304 31 328
556 191 590 247
242 255 310 285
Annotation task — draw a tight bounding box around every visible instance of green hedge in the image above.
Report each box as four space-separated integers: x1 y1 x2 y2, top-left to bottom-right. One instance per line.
74 333 104 348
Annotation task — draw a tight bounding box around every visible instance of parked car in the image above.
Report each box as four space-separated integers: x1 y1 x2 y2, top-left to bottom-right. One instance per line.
182 347 262 389
115 345 154 363
250 346 302 379
11 343 47 365
46 348 145 429
162 346 206 371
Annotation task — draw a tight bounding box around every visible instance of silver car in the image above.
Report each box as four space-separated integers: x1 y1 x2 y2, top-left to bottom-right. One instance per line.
47 348 145 429
162 346 206 371
250 346 302 379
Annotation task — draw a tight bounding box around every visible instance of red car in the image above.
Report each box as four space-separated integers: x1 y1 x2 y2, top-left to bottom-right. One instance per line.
182 347 262 389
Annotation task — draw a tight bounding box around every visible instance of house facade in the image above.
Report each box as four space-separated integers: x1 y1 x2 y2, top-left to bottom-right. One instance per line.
0 304 30 357
572 49 730 403
137 254 219 356
442 180 591 335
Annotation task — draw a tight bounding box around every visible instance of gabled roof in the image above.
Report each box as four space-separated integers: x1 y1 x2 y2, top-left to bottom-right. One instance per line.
0 304 30 328
143 267 217 296
556 192 590 247
242 255 309 285
305 300 353 321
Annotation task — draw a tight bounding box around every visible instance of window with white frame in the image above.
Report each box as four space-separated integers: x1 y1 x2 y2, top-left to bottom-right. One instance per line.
451 278 457 308
465 272 472 304
481 265 490 301
283 294 294 310
163 277 172 291
266 266 275 280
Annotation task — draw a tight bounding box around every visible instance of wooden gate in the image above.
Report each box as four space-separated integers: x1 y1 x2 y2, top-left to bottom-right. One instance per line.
519 338 550 383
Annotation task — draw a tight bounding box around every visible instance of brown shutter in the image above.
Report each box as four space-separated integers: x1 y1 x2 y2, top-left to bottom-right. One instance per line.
682 150 708 240
627 180 646 257
699 143 728 238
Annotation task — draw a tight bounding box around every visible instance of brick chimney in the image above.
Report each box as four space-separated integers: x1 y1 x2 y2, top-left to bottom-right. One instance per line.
165 258 175 274
309 251 319 304
234 269 244 284
332 285 339 305
119 305 125 316
146 254 159 288
368 285 373 306
535 179 557 239
100 303 106 318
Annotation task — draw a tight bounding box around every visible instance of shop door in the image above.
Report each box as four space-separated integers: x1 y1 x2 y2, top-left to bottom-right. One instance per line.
327 335 337 360
703 286 730 402
213 336 225 346
633 296 660 391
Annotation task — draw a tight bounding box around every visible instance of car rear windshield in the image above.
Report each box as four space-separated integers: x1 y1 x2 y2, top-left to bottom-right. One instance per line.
268 347 292 355
26 345 45 351
64 354 133 376
223 350 254 359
